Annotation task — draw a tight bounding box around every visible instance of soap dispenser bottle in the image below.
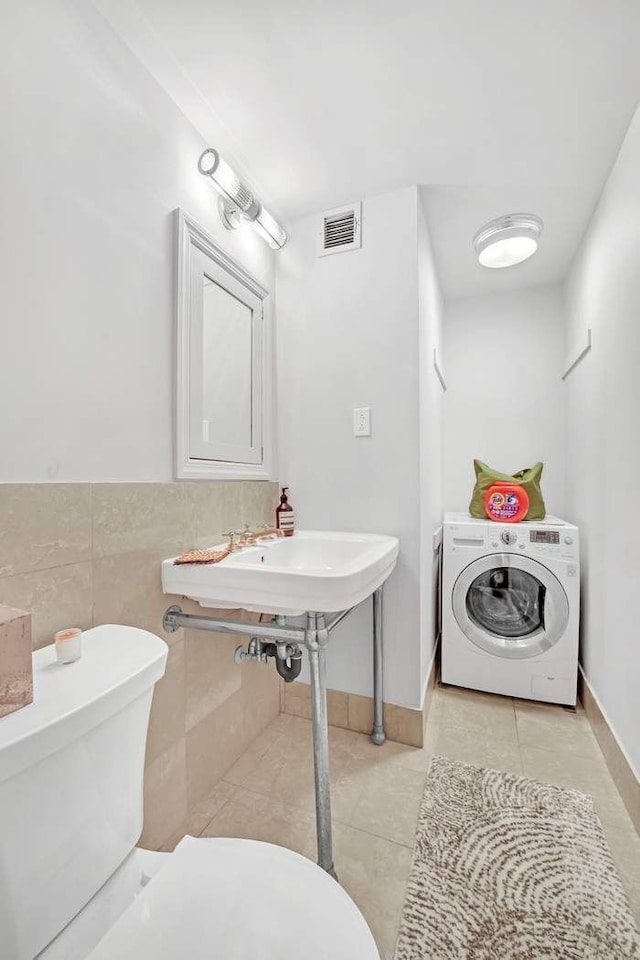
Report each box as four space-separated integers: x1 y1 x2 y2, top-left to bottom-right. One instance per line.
276 487 295 537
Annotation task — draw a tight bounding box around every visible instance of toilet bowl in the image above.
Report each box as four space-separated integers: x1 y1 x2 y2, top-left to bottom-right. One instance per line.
40 837 377 959
0 626 378 959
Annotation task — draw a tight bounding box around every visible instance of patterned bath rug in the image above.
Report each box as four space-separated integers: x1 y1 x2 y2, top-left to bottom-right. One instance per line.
395 756 640 959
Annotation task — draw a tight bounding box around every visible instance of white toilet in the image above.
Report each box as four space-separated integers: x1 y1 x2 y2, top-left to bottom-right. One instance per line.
0 625 379 959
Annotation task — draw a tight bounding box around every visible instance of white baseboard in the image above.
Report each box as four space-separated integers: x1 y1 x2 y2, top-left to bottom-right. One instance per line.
421 634 441 707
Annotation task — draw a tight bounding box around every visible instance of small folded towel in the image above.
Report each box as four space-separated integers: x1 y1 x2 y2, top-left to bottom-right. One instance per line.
174 546 232 565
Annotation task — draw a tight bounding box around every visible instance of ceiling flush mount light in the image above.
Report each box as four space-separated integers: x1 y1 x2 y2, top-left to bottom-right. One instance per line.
197 148 287 250
473 213 543 269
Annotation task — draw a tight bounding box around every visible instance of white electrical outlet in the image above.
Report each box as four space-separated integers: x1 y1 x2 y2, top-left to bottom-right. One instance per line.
353 407 371 437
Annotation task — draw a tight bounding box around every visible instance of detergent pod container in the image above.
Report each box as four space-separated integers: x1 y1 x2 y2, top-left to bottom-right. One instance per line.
484 481 529 523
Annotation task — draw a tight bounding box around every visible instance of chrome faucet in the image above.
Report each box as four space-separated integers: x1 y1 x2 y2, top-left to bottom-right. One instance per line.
221 530 241 552
237 523 284 546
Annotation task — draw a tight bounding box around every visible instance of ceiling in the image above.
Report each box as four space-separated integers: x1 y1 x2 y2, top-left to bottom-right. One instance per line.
96 0 640 299
420 183 602 300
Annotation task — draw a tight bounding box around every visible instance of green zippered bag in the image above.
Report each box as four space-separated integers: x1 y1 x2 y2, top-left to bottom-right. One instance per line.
469 460 546 520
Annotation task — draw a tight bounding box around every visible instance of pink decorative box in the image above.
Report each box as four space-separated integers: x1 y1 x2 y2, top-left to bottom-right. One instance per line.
0 604 33 718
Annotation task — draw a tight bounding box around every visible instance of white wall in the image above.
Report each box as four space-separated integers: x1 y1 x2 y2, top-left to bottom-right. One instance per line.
276 186 440 709
563 105 640 777
443 285 566 516
0 0 274 482
417 193 444 692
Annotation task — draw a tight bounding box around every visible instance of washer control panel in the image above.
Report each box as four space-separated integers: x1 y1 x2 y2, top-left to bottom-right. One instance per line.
528 528 577 560
446 518 578 562
487 526 577 560
530 530 560 545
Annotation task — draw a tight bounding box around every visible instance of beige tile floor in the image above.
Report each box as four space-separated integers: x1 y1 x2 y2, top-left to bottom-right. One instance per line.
179 684 640 958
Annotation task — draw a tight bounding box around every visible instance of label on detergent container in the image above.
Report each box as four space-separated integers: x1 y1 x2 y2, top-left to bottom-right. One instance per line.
484 483 529 523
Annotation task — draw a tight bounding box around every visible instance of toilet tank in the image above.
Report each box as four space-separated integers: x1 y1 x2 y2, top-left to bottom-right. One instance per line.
0 624 167 960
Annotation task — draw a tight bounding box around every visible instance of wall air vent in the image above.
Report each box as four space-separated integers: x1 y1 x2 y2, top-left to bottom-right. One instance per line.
317 201 362 257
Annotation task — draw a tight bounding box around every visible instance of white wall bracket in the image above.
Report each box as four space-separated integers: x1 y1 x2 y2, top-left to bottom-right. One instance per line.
433 348 447 391
562 327 592 381
432 526 443 552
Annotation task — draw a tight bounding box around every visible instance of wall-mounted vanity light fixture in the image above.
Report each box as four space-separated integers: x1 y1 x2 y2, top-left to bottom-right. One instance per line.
473 213 543 268
198 148 287 250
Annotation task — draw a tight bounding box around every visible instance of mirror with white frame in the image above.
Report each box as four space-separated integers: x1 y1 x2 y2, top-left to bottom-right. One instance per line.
175 210 275 479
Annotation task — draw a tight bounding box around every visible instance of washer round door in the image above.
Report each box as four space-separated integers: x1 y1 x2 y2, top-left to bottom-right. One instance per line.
452 553 569 659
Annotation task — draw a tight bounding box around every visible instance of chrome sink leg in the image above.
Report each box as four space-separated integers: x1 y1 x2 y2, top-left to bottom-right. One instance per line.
306 612 336 879
371 586 386 745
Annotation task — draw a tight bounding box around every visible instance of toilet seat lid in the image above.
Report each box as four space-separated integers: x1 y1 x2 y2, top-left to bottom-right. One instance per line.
86 837 379 959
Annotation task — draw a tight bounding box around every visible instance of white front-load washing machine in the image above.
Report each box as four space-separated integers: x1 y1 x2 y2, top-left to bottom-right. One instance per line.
442 512 580 705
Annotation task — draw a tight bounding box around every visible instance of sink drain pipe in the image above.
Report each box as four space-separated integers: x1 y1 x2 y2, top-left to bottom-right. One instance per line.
256 641 303 682
162 586 386 878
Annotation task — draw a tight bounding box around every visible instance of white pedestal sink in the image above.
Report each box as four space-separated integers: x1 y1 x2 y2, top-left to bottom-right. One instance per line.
161 530 398 616
161 529 399 879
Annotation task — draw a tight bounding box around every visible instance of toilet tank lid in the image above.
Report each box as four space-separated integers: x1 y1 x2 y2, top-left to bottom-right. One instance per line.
0 625 167 784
